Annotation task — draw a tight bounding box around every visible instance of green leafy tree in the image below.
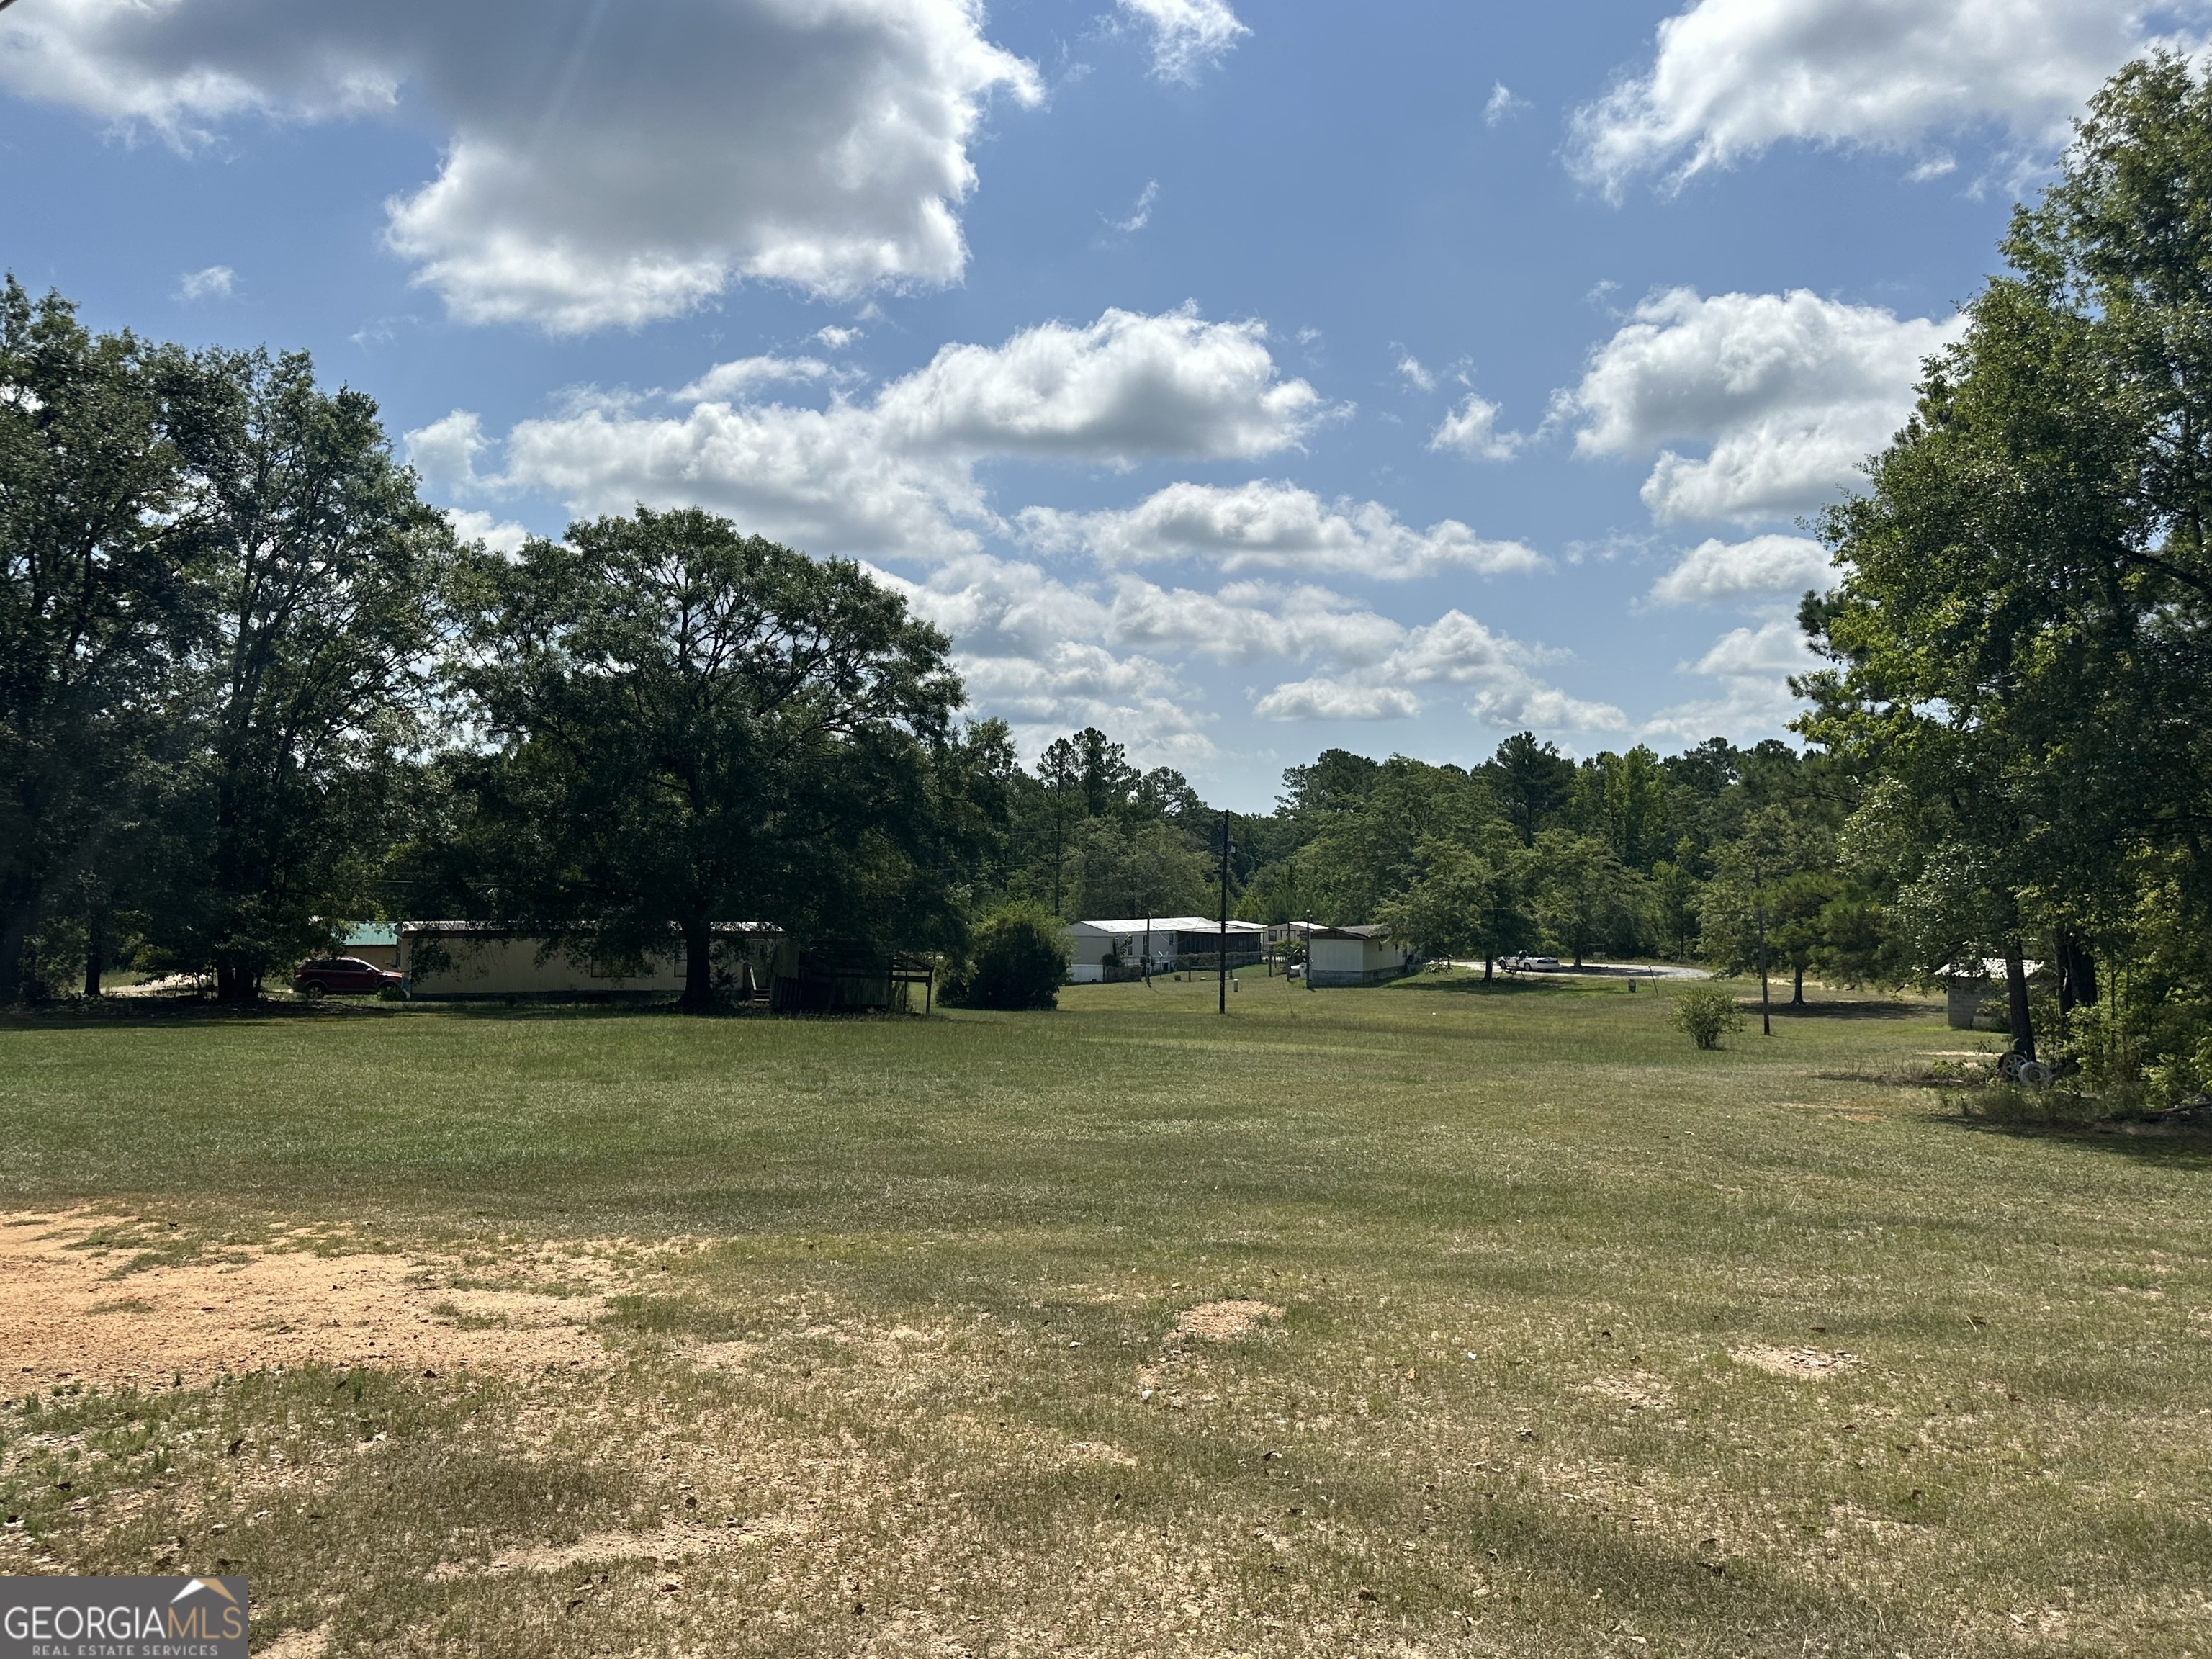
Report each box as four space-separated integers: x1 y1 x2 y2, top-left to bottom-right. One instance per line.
1528 829 1640 967
1568 745 1671 871
1067 814 1213 921
145 347 451 1001
959 902 1069 1010
1648 848 1702 962
1375 830 1532 979
444 508 989 1011
1699 805 1837 1009
1799 55 2212 1070
1297 756 1492 924
0 281 194 1002
1481 732 1575 848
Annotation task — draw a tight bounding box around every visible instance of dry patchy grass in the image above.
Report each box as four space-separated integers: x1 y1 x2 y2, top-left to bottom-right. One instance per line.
2 972 2210 1656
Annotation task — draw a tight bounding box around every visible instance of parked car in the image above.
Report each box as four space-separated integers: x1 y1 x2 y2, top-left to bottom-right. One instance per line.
1504 954 1562 972
292 956 403 999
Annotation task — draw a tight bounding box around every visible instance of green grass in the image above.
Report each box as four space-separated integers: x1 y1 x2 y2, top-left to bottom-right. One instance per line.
3 971 2209 1657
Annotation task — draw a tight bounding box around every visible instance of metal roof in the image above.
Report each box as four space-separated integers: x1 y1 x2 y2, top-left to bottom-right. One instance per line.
1070 917 1267 934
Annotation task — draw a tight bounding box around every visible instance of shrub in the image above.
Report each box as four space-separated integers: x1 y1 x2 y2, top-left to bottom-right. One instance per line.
959 904 1069 1011
1671 984 1745 1050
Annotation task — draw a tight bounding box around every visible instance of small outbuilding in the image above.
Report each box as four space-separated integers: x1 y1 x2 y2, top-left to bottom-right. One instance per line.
338 923 400 971
1297 922 1413 988
1941 956 2045 1032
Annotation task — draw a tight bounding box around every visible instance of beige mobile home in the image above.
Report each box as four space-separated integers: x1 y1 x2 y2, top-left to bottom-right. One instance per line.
398 922 781 1000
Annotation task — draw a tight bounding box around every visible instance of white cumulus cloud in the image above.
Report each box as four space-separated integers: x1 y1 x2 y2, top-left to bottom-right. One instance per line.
1 0 1040 332
871 551 1615 742
444 508 532 557
1118 0 1250 83
1255 611 1626 731
869 555 1215 762
1569 0 2210 195
174 264 235 302
1561 287 1961 523
672 357 836 403
1020 480 1541 580
866 307 1316 462
1429 392 1521 461
1647 534 1834 605
404 410 491 496
413 307 1320 559
1640 617 1820 742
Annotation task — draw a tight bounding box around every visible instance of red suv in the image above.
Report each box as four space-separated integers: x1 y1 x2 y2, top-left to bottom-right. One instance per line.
292 957 403 999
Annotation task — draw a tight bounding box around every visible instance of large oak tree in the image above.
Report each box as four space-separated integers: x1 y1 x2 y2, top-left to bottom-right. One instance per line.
444 508 1003 1010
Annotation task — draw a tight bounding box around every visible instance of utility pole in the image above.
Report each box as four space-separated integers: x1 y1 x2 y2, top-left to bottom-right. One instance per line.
1218 809 1232 1015
1756 854 1772 1038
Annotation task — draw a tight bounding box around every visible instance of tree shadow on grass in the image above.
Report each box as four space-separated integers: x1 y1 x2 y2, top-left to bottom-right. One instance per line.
1760 998 1937 1021
1939 1110 2212 1168
1 995 690 1028
1407 974 1596 997
0 997 406 1028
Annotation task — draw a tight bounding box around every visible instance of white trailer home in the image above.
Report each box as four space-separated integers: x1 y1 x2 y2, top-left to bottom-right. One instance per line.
1062 917 1269 983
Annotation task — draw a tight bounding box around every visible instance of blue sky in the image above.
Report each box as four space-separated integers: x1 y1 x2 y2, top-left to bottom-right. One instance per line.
3 0 2197 806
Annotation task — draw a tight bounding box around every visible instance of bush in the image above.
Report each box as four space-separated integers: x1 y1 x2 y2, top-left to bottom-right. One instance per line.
1670 984 1745 1050
958 904 1069 1011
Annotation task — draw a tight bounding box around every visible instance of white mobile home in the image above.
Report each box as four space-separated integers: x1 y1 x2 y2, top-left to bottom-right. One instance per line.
1062 917 1269 983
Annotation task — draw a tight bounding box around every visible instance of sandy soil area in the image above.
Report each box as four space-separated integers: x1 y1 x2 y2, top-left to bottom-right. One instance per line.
0 1213 611 1391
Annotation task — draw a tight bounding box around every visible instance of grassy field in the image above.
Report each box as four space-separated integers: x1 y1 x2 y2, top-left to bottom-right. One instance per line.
2 970 2208 1658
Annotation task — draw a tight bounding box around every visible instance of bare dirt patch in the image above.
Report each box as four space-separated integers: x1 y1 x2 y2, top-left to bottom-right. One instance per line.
1730 1344 1863 1381
0 1213 611 1390
255 1627 330 1659
1581 1371 1677 1411
1172 1300 1284 1340
428 1524 725 1583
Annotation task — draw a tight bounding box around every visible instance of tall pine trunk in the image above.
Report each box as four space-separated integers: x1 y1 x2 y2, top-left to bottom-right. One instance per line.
1791 964 1804 1006
2056 932 2097 1013
0 894 32 1007
680 922 715 1012
2005 945 2036 1061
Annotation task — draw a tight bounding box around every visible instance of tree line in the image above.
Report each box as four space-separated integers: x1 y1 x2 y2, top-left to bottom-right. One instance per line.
984 725 1863 997
0 280 1004 1010
4 54 2210 1100
0 275 1839 1015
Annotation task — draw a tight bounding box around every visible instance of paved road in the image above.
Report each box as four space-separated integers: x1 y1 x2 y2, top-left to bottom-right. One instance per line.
1443 960 1709 980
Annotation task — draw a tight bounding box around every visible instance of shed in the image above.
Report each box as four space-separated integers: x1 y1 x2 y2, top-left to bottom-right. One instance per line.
339 923 400 971
1941 957 2044 1031
1299 923 1412 988
1062 917 1268 983
764 938 925 1013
